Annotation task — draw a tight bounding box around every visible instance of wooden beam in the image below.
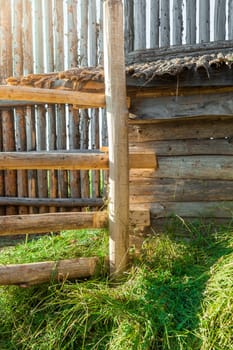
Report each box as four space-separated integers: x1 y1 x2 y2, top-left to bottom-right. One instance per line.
0 197 104 207
0 209 150 236
0 151 156 170
0 86 105 108
104 0 129 276
0 257 100 286
126 40 233 64
0 211 108 235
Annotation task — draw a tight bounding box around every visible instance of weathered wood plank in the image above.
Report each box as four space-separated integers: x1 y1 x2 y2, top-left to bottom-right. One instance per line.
0 86 106 108
130 156 233 180
129 138 233 156
129 118 233 142
0 209 149 236
199 0 210 43
2 110 17 215
160 0 170 47
228 0 233 40
0 151 156 170
130 179 233 202
129 92 233 121
214 0 226 41
172 0 183 45
104 0 129 275
186 0 196 44
124 0 134 53
133 0 146 50
0 257 100 286
0 0 13 79
150 0 159 48
134 202 233 219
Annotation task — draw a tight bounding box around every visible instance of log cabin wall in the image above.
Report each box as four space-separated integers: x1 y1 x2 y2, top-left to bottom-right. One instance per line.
129 115 233 227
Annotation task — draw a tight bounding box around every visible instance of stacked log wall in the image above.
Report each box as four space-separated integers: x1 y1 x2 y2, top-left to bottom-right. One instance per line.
129 115 233 227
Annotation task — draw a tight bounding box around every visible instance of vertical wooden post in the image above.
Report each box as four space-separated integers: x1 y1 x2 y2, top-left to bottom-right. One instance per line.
214 0 226 41
133 0 146 50
160 0 170 47
150 0 159 48
186 0 196 44
103 0 129 276
228 0 233 40
172 0 183 45
199 0 210 43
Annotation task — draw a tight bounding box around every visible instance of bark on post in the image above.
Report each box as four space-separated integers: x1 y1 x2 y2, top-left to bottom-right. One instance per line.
103 0 129 276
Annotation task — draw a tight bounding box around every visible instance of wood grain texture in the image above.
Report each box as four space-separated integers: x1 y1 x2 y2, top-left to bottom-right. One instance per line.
129 118 233 142
130 201 233 219
0 257 100 286
130 156 233 180
104 0 129 275
0 210 149 236
130 138 233 156
130 179 233 202
129 93 233 121
0 86 106 108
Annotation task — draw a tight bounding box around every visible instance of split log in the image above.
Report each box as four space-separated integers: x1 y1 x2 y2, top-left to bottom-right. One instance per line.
0 257 100 286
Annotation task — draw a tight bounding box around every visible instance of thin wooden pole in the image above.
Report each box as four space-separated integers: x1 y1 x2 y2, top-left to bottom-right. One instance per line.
103 0 129 276
172 0 183 45
133 0 146 50
160 0 170 47
150 0 159 48
228 0 233 40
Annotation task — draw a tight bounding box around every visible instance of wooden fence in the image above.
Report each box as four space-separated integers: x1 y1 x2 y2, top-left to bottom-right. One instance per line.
125 0 233 53
0 0 107 215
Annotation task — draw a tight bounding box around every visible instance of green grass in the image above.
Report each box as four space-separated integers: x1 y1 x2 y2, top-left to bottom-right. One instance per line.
0 221 232 349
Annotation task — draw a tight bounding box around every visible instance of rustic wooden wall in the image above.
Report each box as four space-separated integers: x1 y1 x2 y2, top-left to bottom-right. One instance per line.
129 115 233 226
125 0 232 53
0 0 106 215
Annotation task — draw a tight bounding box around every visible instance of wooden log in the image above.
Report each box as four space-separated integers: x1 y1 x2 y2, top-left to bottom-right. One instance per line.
160 0 170 47
0 0 13 79
104 0 129 275
172 0 183 45
0 211 108 235
132 201 233 219
129 138 233 156
13 0 23 75
2 110 17 215
34 0 44 72
68 106 81 211
133 0 146 50
214 0 226 41
66 0 78 68
25 106 37 214
44 0 54 72
126 40 233 65
0 151 156 170
186 0 196 44
124 0 134 53
150 0 159 48
0 86 106 108
0 113 4 215
23 0 33 74
0 209 150 236
0 257 100 286
0 197 104 207
228 0 233 40
130 179 233 202
15 108 28 214
129 92 233 121
129 117 233 142
199 0 210 43
130 156 233 181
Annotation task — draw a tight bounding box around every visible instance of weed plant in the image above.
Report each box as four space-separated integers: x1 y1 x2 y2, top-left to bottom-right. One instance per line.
0 221 232 349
